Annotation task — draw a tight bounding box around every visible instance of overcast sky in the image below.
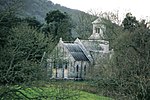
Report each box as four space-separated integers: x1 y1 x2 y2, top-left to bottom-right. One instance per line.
50 0 150 21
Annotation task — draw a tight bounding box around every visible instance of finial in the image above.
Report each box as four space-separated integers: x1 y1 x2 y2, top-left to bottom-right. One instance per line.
60 38 62 41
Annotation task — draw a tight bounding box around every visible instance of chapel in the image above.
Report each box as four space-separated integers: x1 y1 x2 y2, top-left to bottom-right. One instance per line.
47 18 110 79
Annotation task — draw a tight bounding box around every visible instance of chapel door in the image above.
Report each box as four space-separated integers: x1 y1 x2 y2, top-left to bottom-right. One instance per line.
64 63 68 78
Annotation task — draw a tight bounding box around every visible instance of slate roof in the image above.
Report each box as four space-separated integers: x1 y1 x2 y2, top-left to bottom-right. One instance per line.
80 40 104 51
64 43 89 61
92 17 102 24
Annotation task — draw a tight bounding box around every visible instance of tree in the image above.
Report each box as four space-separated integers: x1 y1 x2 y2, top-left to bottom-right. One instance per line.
112 15 150 100
22 17 41 29
87 13 150 100
0 23 51 84
45 10 68 24
44 10 73 41
0 1 80 100
0 14 22 47
0 22 55 99
0 0 23 48
122 13 139 32
75 12 95 39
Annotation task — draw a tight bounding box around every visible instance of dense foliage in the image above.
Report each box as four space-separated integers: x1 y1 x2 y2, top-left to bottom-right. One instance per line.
0 0 82 99
89 13 150 100
43 10 73 41
1 0 150 100
113 14 150 100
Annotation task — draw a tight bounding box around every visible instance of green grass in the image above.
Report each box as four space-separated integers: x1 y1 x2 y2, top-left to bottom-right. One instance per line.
1 81 113 100
18 86 112 100
80 91 112 100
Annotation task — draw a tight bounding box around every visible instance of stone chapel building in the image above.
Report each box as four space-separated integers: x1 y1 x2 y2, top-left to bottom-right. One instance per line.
47 18 111 79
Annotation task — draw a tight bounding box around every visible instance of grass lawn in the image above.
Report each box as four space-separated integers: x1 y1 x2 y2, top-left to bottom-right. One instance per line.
18 84 113 100
1 81 113 100
80 91 112 100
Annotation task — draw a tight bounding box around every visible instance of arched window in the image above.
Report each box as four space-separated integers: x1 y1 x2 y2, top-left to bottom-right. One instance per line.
76 65 79 72
65 63 67 69
96 28 100 33
84 65 86 75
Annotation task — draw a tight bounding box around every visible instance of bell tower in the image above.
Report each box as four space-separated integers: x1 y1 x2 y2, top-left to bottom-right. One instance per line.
88 18 106 40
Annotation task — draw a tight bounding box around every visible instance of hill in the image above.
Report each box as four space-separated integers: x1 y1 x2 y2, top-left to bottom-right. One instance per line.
19 0 87 23
0 0 95 38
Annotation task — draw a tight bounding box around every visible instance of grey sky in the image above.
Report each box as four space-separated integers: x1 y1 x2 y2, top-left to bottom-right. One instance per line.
50 0 150 21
